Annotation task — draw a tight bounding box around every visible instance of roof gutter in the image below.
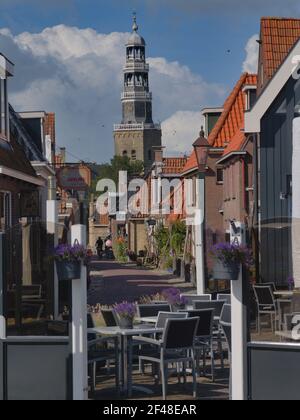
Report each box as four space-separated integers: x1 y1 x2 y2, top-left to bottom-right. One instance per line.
0 166 45 186
216 151 247 165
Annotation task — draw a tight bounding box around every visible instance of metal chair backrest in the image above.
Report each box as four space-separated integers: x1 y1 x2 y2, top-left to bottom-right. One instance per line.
155 312 188 329
219 304 232 353
186 309 214 338
137 304 171 317
217 294 231 304
193 300 226 317
163 317 199 350
101 309 118 327
87 313 96 341
263 282 277 293
181 294 211 305
253 285 275 308
21 285 42 299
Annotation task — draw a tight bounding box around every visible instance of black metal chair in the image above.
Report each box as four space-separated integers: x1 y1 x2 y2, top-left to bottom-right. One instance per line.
137 304 171 317
192 300 226 369
253 285 277 333
217 294 231 304
219 304 231 400
155 311 188 329
185 309 216 381
101 308 118 327
134 317 199 400
88 335 120 395
181 294 211 305
193 300 226 317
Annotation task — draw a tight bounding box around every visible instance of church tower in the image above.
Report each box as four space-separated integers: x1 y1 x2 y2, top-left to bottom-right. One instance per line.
114 14 162 169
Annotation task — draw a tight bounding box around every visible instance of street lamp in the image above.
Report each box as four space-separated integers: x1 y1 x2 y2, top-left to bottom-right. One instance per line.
192 127 210 295
193 127 210 171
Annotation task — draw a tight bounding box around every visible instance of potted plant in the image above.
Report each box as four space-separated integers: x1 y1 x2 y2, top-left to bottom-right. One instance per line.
54 243 87 281
114 301 137 329
162 288 187 311
211 243 253 281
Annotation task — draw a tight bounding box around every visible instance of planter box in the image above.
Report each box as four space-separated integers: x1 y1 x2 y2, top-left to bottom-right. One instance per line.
213 260 240 281
56 260 81 281
118 317 133 329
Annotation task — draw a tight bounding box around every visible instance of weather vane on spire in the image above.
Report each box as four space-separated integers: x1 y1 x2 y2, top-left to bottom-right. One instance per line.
132 11 138 32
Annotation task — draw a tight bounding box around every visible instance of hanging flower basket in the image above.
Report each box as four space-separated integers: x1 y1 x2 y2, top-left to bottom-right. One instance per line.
211 242 254 282
213 260 240 281
53 243 88 282
56 260 82 281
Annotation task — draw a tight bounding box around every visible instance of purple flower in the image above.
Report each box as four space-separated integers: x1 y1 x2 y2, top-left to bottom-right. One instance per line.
162 288 187 306
114 302 137 320
211 242 254 268
53 244 87 262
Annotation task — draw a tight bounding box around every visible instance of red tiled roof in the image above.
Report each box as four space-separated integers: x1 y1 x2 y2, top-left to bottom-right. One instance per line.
181 150 198 174
208 73 257 148
221 130 245 158
162 157 187 175
182 73 257 173
260 18 300 87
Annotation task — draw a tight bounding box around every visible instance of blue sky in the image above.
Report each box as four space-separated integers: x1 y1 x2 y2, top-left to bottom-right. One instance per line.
0 0 300 162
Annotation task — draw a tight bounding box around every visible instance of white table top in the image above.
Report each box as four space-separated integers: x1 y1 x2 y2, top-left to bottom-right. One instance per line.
88 324 162 336
274 291 294 297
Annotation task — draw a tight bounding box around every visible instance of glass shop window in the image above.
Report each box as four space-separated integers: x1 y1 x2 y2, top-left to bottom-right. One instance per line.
3 221 69 337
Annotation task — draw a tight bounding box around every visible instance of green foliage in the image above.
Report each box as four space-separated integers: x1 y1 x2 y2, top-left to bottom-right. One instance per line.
90 155 144 196
154 223 170 258
170 220 186 257
114 237 128 263
154 221 186 269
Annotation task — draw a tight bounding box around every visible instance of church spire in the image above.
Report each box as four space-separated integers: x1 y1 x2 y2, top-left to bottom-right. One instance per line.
132 12 138 32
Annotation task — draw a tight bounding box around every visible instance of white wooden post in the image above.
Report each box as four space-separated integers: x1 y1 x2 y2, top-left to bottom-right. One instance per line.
195 174 206 294
230 222 248 400
71 225 88 401
47 199 58 319
195 209 205 294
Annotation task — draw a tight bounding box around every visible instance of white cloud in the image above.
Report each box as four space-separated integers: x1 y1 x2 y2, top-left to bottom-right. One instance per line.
243 34 259 74
0 25 226 161
162 111 204 156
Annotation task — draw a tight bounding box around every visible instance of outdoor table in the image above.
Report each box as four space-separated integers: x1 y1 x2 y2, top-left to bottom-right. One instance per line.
88 324 162 397
274 291 294 297
136 316 157 324
137 314 221 324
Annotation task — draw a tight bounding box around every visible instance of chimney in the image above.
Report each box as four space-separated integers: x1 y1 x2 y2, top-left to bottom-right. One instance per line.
60 147 66 164
153 146 164 163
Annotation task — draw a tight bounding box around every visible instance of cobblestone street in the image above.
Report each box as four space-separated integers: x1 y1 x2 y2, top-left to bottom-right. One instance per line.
88 259 195 306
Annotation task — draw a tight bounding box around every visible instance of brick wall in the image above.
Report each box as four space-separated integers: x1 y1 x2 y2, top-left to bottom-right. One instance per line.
205 152 226 272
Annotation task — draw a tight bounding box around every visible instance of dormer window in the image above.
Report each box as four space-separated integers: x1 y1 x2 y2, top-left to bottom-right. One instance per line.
243 85 257 111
